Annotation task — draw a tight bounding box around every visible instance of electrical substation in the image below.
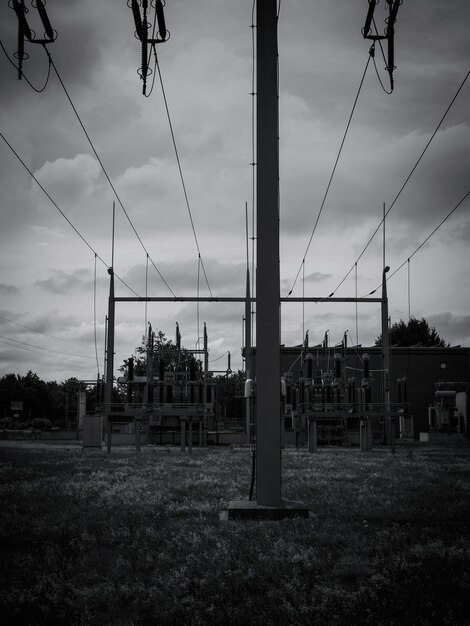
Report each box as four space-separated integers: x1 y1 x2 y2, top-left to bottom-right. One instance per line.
4 0 469 519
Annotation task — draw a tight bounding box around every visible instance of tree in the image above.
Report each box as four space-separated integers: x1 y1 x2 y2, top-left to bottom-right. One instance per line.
119 329 197 377
375 316 448 347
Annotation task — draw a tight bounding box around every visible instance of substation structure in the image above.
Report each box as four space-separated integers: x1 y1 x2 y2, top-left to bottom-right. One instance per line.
279 332 412 453
99 298 232 453
98 276 395 452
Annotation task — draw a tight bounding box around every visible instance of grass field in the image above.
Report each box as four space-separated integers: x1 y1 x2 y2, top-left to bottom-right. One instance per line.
0 442 469 625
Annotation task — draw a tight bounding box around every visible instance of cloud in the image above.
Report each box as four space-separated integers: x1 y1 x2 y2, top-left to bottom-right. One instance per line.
427 312 470 346
0 284 20 295
35 268 92 295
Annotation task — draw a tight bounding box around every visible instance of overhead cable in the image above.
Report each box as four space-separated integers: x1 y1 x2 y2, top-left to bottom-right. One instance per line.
0 39 52 93
0 333 95 360
153 50 214 298
330 66 470 298
286 49 373 297
0 132 140 298
0 312 93 348
367 189 470 296
43 47 176 297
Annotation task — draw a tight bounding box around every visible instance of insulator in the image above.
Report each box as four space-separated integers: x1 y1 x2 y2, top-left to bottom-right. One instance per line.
334 353 342 379
158 358 165 381
206 385 212 404
35 0 54 40
155 0 167 40
306 353 314 379
402 376 407 404
189 359 196 381
17 18 24 79
397 377 402 404
128 357 134 382
131 0 143 41
363 0 378 37
363 353 370 379
389 0 401 24
13 0 32 42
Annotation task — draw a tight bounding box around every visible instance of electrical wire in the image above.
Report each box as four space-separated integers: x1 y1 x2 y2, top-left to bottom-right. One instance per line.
0 131 140 298
367 189 470 295
209 351 230 363
42 46 176 297
0 333 95 360
330 66 470 298
371 16 393 94
143 3 159 98
0 39 52 93
286 49 373 297
153 49 213 298
0 312 92 348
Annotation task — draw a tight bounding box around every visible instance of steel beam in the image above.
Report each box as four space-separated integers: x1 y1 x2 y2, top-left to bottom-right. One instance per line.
113 296 383 303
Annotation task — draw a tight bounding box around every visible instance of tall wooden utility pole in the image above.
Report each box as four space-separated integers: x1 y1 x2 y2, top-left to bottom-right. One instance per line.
256 0 281 506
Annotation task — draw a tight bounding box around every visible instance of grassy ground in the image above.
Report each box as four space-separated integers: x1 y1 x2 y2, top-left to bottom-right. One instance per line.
0 442 469 625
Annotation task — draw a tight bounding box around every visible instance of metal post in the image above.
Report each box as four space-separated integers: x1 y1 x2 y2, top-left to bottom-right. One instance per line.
188 418 193 455
203 323 208 446
245 269 252 440
256 0 281 506
105 269 115 454
135 417 141 453
308 418 317 453
367 416 373 451
382 266 391 445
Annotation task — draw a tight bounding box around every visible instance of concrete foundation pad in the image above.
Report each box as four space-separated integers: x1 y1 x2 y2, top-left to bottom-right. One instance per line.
220 499 310 521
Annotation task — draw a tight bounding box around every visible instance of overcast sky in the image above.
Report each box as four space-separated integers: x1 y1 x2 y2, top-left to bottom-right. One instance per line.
0 0 469 383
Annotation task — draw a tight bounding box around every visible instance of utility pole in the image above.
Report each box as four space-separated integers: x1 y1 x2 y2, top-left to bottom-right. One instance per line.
104 268 115 454
256 0 281 506
245 268 252 439
381 266 392 449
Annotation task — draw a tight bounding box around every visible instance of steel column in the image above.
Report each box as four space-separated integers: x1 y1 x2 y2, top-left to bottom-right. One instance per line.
256 0 281 506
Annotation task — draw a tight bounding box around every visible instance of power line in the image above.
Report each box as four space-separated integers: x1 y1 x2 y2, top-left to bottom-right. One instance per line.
43 46 176 297
330 66 470 298
0 333 95 360
367 189 470 296
0 39 52 93
0 132 140 298
286 48 373 297
0 312 94 349
153 49 214 298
